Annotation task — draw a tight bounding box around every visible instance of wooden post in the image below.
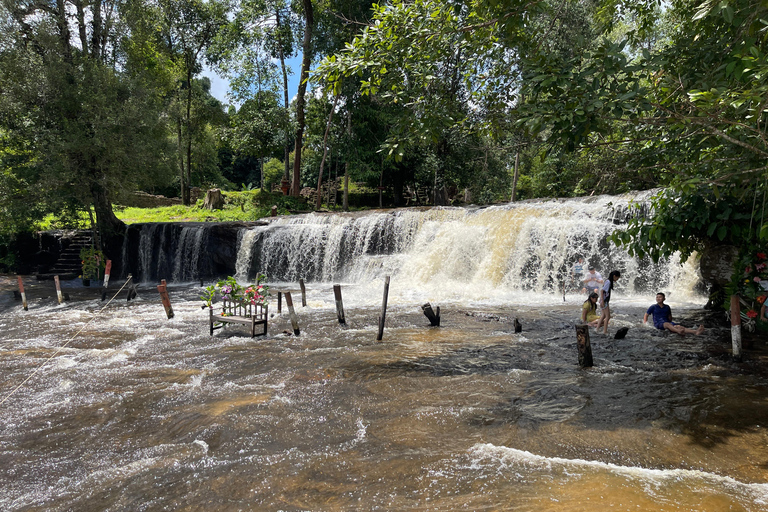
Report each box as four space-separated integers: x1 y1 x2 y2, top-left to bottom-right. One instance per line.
421 302 440 326
575 324 594 368
730 294 742 361
101 260 112 301
299 278 307 307
277 291 282 313
376 275 390 341
17 276 27 311
124 274 137 301
157 279 174 319
285 292 300 335
333 284 346 325
54 275 63 305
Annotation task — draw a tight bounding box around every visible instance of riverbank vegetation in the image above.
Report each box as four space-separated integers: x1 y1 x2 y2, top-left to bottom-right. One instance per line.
1 0 766 277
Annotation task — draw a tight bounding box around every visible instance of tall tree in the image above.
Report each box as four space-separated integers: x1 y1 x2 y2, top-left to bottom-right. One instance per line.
157 0 227 205
0 0 173 251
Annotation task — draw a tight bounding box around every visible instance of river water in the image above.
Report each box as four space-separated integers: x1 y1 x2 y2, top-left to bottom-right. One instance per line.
1 276 768 511
3 197 768 510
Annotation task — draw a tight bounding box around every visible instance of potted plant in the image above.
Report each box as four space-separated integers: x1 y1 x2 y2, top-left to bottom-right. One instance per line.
80 247 104 286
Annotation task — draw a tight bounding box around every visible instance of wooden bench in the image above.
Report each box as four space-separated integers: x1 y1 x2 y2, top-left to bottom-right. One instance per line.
209 299 268 337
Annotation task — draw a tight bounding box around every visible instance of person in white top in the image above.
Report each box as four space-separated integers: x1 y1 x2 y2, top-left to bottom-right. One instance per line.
582 267 604 293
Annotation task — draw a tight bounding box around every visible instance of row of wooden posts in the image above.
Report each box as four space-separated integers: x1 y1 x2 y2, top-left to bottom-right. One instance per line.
15 270 745 363
14 271 435 342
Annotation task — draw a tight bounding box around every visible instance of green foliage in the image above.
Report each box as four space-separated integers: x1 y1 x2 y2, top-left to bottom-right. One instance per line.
80 247 106 280
262 158 286 191
609 186 757 264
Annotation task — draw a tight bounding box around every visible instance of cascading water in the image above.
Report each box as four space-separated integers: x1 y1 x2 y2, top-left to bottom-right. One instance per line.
235 192 701 304
171 226 207 282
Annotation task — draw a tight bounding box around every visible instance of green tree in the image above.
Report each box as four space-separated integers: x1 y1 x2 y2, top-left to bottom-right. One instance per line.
0 0 174 252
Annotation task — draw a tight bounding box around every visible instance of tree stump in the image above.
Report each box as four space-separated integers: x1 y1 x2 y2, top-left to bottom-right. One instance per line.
421 302 440 326
203 188 225 210
575 324 593 368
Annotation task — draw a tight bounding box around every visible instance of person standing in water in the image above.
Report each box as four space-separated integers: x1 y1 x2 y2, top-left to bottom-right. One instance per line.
644 292 705 335
598 270 621 334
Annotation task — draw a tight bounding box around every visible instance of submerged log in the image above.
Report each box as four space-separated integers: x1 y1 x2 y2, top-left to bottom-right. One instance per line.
421 302 440 326
575 324 593 368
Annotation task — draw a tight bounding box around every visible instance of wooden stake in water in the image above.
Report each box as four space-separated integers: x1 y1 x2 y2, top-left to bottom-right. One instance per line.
730 294 742 362
299 278 307 307
376 275 390 341
333 284 346 325
157 279 174 319
277 291 282 313
421 302 440 326
17 276 28 311
54 275 63 305
575 324 593 368
285 292 300 335
101 260 112 301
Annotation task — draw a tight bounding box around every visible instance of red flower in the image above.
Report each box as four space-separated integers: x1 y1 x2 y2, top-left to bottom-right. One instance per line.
758 295 767 305
758 252 767 260
747 310 758 319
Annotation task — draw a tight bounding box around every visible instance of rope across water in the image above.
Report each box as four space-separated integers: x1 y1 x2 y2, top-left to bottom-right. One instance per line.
0 276 134 407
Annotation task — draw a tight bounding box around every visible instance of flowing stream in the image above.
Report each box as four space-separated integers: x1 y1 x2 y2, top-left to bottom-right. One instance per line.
2 195 768 511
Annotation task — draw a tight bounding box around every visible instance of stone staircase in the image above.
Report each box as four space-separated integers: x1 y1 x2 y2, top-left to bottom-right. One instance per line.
43 232 94 280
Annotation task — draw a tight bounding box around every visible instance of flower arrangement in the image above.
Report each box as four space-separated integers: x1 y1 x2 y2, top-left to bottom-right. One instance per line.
728 247 768 330
200 274 269 309
80 247 105 280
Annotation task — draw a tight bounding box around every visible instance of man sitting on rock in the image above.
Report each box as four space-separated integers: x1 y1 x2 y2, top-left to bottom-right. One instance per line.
643 292 705 336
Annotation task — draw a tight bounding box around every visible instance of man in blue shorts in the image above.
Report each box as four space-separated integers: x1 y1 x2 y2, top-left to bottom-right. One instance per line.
643 292 705 336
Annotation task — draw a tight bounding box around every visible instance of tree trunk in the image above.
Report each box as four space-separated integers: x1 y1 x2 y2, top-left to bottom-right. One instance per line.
292 0 314 197
177 118 186 203
316 92 340 210
184 68 193 205
344 110 351 211
276 9 291 183
511 150 520 202
90 179 126 260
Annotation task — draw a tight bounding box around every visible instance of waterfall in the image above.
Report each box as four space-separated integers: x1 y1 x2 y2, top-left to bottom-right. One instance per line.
172 226 207 282
235 192 702 303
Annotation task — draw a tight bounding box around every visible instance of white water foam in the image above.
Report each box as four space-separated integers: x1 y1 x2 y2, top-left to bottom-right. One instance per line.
469 443 768 505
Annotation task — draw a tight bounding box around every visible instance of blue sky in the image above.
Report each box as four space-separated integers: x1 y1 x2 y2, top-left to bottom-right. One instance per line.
205 55 305 106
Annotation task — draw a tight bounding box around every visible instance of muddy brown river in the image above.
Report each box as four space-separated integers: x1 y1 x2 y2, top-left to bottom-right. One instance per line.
2 275 767 511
